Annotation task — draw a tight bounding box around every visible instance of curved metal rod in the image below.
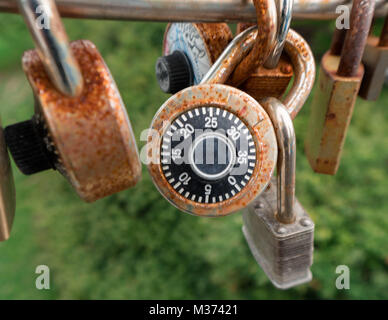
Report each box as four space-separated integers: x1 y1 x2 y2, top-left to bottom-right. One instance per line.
201 26 257 84
283 29 316 119
0 0 387 21
265 0 293 68
201 27 315 120
18 0 83 97
228 0 277 87
260 97 296 224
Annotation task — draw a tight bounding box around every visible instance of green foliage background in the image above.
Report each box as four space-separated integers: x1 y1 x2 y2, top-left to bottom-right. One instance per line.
0 14 387 300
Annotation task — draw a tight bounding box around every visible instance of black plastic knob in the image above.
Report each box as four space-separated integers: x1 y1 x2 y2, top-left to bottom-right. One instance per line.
4 117 55 175
155 50 193 94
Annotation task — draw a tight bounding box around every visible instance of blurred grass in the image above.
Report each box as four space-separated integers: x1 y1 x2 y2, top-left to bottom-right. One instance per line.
0 14 387 300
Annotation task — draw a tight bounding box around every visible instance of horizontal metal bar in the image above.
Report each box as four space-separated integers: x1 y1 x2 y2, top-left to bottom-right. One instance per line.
0 0 387 21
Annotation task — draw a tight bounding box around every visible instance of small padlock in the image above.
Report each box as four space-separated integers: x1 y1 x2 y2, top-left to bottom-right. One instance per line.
4 0 141 207
236 0 294 101
305 0 375 175
359 15 388 100
147 26 315 217
242 97 314 290
155 22 233 93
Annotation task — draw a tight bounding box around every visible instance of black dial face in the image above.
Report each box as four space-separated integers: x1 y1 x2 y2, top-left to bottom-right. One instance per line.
161 106 257 204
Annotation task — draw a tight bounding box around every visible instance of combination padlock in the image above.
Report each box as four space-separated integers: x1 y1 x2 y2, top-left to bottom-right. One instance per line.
242 98 314 290
236 0 294 101
1 0 141 240
305 0 375 175
155 22 233 93
358 15 388 100
147 25 315 217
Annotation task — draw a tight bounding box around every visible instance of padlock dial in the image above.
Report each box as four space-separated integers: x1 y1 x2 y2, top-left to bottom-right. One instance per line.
162 23 232 85
161 106 256 204
148 84 277 217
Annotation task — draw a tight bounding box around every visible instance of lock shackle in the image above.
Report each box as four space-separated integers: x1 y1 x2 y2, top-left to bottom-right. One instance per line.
228 0 278 86
202 27 315 119
201 26 257 85
337 0 375 77
329 28 347 56
264 0 294 68
282 29 315 119
18 0 83 97
261 98 296 224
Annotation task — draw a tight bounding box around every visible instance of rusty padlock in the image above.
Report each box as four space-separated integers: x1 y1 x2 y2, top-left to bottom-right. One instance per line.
4 0 141 207
236 0 294 101
359 15 388 100
155 22 233 93
243 98 314 290
305 0 375 175
146 25 315 217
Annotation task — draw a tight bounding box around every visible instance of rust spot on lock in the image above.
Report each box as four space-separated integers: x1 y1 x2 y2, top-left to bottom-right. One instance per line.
305 52 364 175
239 53 294 101
194 23 233 62
229 0 278 87
22 40 142 202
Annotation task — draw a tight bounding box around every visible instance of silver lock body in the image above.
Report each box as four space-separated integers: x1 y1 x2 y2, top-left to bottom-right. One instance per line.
242 179 314 289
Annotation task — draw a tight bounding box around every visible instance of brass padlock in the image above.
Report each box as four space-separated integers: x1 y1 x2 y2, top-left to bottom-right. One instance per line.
237 0 294 101
359 15 388 100
147 26 315 217
243 98 314 290
4 0 141 206
305 0 375 175
155 22 233 93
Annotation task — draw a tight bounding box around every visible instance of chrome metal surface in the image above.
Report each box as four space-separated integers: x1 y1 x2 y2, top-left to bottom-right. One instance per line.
260 98 295 224
1 0 387 21
265 0 293 68
18 0 83 96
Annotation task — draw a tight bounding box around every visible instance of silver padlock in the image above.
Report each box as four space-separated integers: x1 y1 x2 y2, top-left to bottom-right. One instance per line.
242 97 314 290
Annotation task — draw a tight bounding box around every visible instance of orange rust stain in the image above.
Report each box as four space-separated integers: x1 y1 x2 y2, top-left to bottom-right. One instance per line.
23 40 141 202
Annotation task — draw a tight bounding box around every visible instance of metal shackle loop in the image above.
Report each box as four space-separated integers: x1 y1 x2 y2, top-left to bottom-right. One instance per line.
228 0 278 87
201 27 315 119
282 29 315 119
18 0 83 97
260 97 296 224
337 0 375 77
265 0 294 68
201 26 258 85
